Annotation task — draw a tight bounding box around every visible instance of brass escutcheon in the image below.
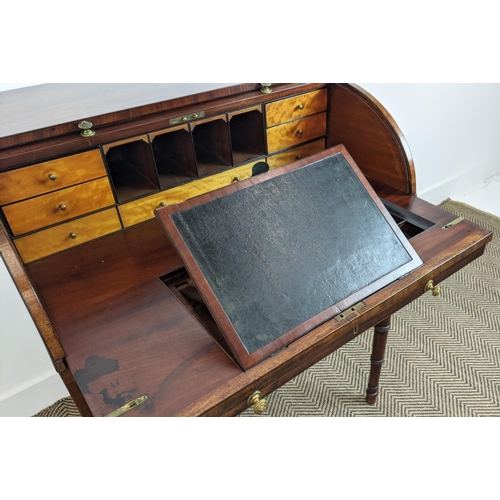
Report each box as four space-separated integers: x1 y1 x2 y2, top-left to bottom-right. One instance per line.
247 390 269 415
424 280 441 296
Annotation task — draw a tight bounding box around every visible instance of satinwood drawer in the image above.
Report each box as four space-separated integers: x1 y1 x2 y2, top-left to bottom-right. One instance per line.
0 150 106 206
119 160 263 227
3 177 115 236
14 208 122 263
267 139 326 170
265 89 327 127
266 113 327 154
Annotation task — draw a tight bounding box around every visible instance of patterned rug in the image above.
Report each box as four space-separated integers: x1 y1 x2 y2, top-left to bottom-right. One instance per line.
34 199 500 417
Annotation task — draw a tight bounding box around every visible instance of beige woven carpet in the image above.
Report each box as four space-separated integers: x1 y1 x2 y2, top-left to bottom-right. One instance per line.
34 200 500 417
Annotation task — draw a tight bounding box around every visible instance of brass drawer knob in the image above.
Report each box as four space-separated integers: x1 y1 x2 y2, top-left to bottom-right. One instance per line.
247 390 269 415
297 104 304 110
69 232 77 239
424 280 442 296
296 154 302 160
233 176 241 183
159 202 166 207
297 129 303 135
78 120 96 137
48 173 57 181
59 203 67 211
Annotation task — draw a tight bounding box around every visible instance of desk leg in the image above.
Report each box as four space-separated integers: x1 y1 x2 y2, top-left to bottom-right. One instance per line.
366 316 391 405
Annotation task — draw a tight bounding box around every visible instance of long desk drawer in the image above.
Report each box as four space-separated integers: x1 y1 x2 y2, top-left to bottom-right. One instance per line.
14 208 122 263
267 112 327 154
265 89 327 127
3 177 115 236
0 150 106 205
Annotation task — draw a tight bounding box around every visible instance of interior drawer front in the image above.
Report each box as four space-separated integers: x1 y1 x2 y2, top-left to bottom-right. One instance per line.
14 208 122 263
265 89 327 127
267 139 326 170
119 160 262 228
0 150 106 206
3 177 115 236
267 113 327 154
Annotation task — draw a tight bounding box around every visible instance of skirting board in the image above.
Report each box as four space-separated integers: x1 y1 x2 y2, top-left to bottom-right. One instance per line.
419 159 500 205
0 371 69 417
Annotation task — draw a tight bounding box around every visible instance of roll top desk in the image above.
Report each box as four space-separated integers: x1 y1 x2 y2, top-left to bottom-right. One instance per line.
0 83 492 416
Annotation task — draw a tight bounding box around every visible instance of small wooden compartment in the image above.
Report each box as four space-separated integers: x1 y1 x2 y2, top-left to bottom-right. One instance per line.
228 107 266 165
150 126 198 190
103 136 160 203
382 199 435 239
191 116 232 177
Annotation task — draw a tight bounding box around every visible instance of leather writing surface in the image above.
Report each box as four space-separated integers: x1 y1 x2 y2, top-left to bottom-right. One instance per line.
170 153 413 355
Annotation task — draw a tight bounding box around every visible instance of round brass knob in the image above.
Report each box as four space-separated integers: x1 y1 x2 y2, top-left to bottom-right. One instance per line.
59 203 67 211
159 202 166 207
247 390 269 415
297 104 304 110
233 176 241 182
69 232 77 239
297 129 303 135
48 173 57 181
78 120 96 137
424 280 441 296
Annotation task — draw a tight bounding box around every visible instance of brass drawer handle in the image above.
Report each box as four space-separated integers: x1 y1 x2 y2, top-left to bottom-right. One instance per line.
48 173 57 181
159 202 166 207
297 129 303 135
59 203 67 211
424 280 442 296
69 232 77 239
233 176 241 183
247 390 269 415
297 104 304 110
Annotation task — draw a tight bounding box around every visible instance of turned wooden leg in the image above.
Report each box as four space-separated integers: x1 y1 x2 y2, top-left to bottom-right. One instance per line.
366 316 391 405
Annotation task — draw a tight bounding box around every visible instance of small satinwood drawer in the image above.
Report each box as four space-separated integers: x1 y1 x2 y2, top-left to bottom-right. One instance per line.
3 177 115 236
14 208 122 263
265 89 327 127
267 139 326 170
119 160 263 227
0 150 106 206
266 113 327 154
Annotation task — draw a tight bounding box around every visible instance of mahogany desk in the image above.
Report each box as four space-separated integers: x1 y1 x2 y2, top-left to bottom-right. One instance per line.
0 83 492 416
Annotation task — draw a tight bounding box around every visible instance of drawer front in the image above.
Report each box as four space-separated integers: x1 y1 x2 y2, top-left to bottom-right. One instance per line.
3 177 115 236
0 150 106 206
265 89 327 127
14 208 122 263
119 160 262 227
267 139 326 170
267 112 327 154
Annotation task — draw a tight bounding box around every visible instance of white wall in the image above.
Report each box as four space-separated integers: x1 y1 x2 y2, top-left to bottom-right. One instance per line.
359 84 500 204
1 83 499 416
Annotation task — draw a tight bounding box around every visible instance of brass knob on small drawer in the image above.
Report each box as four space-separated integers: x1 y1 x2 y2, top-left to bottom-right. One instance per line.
59 203 67 211
424 280 442 296
233 176 241 182
296 154 302 159
159 202 166 207
297 129 303 135
69 232 77 239
48 173 57 181
297 104 304 110
247 390 269 415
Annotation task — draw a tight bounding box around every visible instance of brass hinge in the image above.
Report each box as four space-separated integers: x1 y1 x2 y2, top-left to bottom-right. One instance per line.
105 395 148 417
442 216 464 229
334 301 365 322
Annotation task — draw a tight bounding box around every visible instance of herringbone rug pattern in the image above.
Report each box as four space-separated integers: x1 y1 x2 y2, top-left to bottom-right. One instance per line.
34 200 500 417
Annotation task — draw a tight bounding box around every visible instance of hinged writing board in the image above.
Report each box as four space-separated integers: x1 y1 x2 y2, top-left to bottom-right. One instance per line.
156 145 422 370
